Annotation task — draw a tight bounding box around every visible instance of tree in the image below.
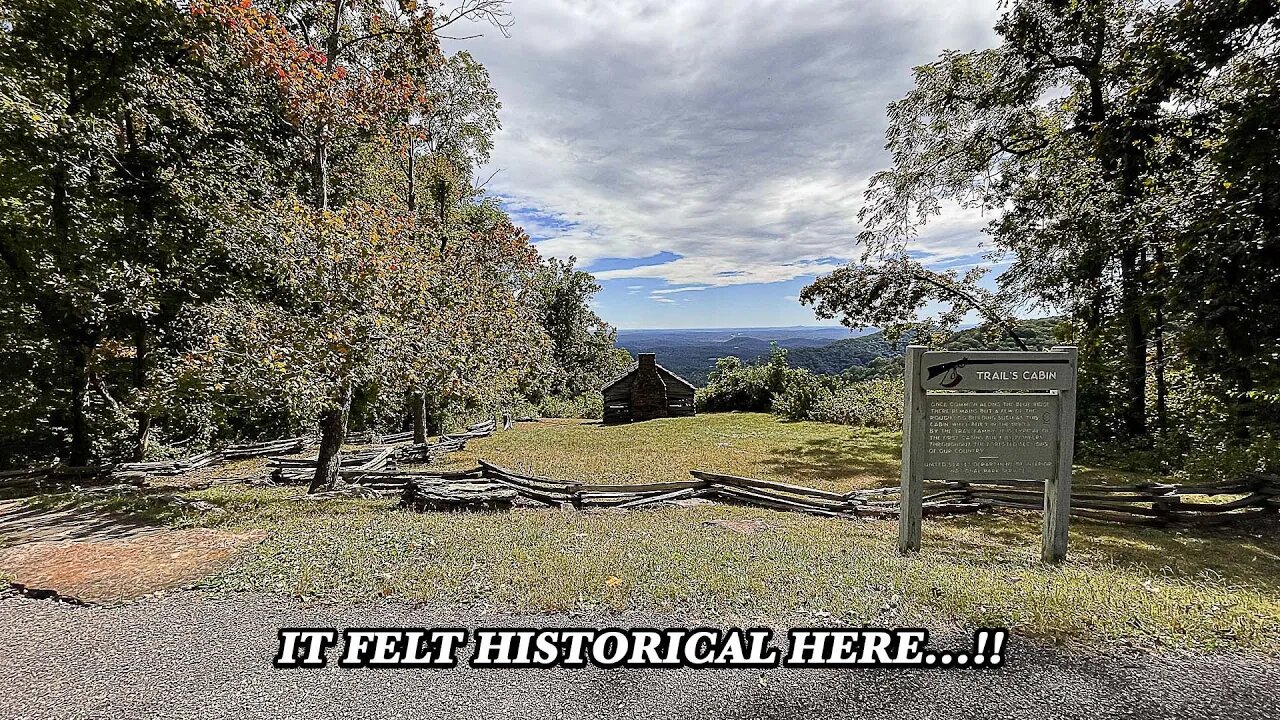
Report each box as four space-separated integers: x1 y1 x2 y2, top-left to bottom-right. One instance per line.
0 0 293 464
801 256 1029 350
195 0 515 487
1146 0 1280 437
530 257 628 399
197 0 509 211
805 0 1279 444
404 206 552 442
200 202 440 490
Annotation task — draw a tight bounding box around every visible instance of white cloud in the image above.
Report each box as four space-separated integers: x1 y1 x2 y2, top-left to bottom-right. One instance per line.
452 0 1001 286
650 285 710 295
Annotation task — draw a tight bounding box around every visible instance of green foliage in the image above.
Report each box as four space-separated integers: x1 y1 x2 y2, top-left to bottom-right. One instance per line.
696 347 792 413
538 392 604 420
698 346 904 430
943 317 1065 352
803 0 1280 455
806 377 906 429
529 257 627 400
771 369 836 422
786 333 906 376
0 0 611 473
0 0 298 465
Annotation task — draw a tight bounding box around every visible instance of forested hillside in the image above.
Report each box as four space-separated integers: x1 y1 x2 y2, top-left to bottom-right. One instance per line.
614 327 860 385
798 0 1280 473
632 318 1065 386
0 0 626 486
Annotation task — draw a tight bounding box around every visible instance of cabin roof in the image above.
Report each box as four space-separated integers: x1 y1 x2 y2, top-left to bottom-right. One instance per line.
601 361 697 393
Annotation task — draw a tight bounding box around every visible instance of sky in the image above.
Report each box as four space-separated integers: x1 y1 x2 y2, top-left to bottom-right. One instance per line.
445 0 1004 329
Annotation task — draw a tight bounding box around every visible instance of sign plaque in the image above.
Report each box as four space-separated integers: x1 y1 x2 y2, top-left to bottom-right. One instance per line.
899 346 1078 563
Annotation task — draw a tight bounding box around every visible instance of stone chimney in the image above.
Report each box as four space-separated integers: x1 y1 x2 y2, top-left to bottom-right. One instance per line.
630 353 669 421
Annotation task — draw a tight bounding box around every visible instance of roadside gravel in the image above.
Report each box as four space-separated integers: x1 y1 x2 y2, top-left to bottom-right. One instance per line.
1 592 1276 720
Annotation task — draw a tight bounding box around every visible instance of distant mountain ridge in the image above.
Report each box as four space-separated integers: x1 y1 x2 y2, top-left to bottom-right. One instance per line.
614 326 872 385
614 319 1063 386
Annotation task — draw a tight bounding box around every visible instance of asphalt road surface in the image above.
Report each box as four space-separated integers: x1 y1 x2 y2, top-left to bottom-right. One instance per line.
2 593 1277 720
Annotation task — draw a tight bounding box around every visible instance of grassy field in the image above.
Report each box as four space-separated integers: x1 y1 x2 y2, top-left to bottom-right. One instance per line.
14 414 1280 651
434 414 1150 491
435 414 903 492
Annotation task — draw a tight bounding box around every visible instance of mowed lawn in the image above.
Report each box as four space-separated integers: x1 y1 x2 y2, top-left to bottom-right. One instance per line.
435 413 902 492
28 413 1280 651
178 413 1280 652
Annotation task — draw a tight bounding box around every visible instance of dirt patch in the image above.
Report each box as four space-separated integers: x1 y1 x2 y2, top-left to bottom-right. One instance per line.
703 517 772 534
0 528 265 604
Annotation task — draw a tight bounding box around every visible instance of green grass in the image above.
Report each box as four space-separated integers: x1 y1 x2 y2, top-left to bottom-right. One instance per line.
187 481 1280 651
437 414 902 492
11 413 1280 651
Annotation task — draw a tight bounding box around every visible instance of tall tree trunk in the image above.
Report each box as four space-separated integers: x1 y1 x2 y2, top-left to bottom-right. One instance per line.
1118 243 1148 440
50 155 95 466
310 375 353 493
131 322 151 461
411 390 427 443
406 136 416 217
315 135 329 210
424 393 445 437
1153 304 1166 436
67 342 93 466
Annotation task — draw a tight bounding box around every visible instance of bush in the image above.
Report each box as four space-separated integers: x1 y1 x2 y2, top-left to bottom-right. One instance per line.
696 349 790 413
697 347 905 430
772 369 835 421
538 392 603 420
807 376 904 428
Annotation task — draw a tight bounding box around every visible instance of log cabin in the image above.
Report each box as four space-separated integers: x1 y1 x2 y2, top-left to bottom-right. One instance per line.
601 353 697 424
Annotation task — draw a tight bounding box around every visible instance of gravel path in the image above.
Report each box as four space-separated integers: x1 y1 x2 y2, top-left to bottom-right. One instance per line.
2 592 1277 720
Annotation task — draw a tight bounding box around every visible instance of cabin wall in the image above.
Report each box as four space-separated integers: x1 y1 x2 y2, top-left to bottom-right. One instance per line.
603 380 632 424
660 371 696 416
601 364 697 423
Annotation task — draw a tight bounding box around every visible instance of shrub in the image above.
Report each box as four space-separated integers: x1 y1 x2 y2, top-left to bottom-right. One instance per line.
697 346 904 430
696 349 790 412
538 392 604 420
808 376 905 428
772 369 835 421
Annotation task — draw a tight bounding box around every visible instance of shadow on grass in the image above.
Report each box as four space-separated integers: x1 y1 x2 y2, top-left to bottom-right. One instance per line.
0 494 168 545
935 510 1280 594
763 430 901 489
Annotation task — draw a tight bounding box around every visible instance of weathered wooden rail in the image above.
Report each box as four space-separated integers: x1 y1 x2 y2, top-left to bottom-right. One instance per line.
0 437 308 490
270 422 493 483
387 462 1280 526
386 462 979 518
269 446 400 484
941 473 1280 526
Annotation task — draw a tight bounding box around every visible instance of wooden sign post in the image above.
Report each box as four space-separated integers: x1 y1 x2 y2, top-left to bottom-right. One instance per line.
899 345 1078 563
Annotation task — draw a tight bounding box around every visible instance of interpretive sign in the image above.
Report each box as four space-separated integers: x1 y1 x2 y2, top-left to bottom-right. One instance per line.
924 393 1058 480
899 346 1078 563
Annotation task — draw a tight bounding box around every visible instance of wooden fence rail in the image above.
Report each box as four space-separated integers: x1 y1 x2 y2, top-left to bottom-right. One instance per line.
389 463 1279 526
388 462 983 518
945 473 1280 526
269 424 492 484
0 436 308 490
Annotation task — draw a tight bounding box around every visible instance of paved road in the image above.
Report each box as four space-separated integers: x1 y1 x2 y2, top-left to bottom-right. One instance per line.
2 592 1277 720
